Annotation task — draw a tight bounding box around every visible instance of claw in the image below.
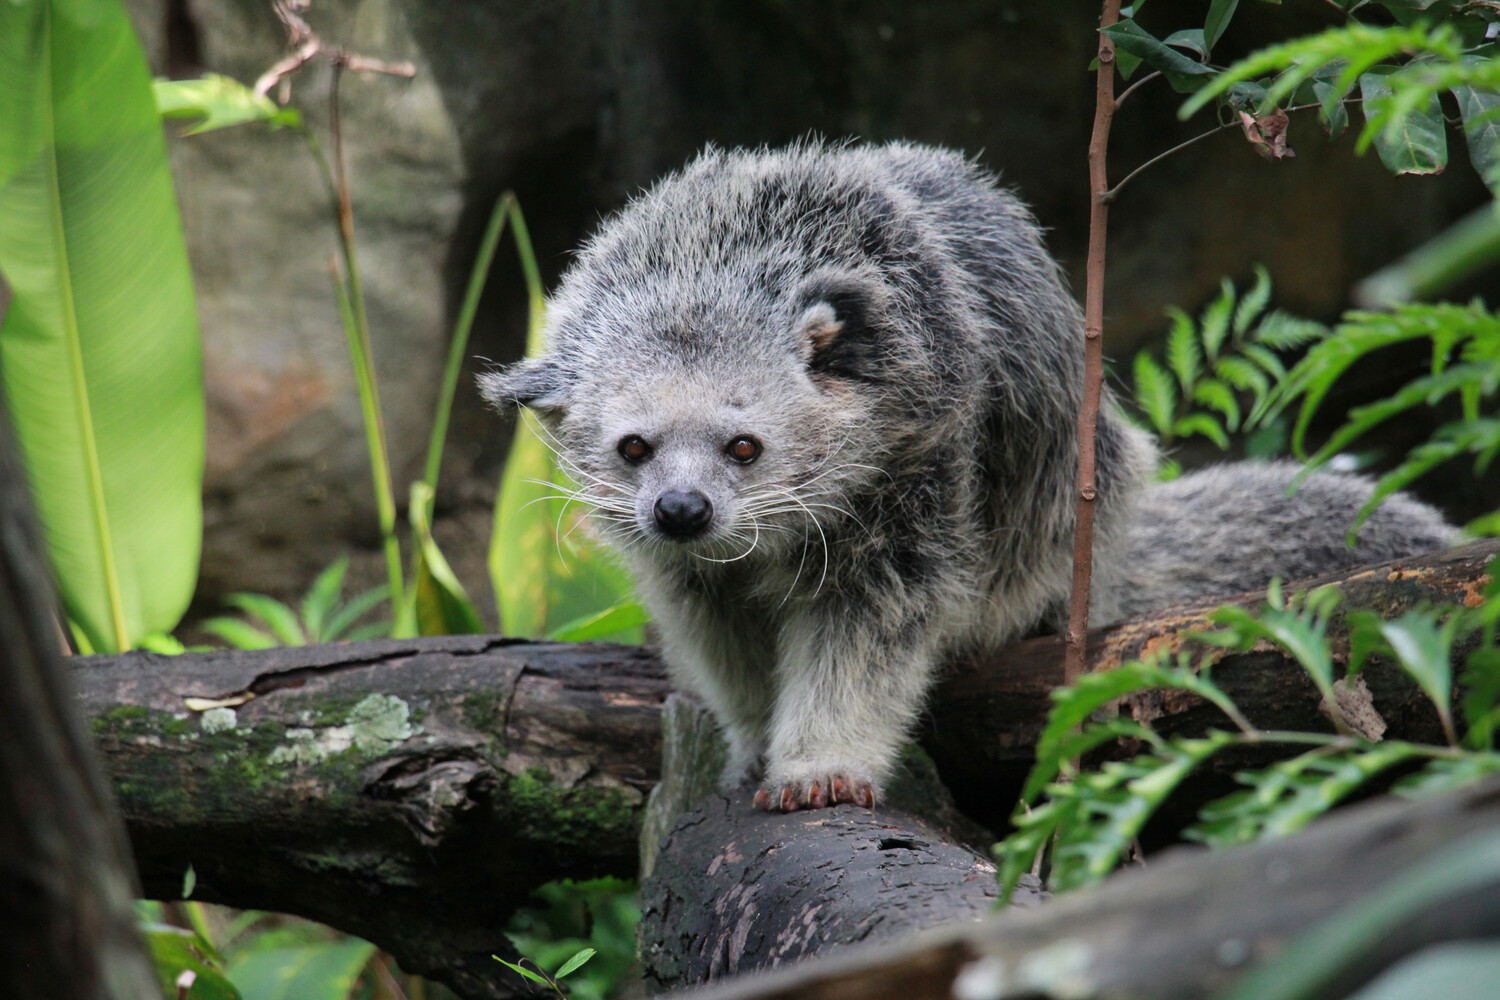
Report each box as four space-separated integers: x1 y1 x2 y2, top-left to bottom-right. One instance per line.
852 783 874 808
831 776 850 803
753 788 771 810
780 787 800 812
808 780 827 809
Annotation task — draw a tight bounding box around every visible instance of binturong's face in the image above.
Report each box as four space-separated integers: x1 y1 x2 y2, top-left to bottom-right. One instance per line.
478 295 890 568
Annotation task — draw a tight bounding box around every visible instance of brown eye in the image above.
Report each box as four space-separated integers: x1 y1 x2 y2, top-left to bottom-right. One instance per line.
726 435 762 464
618 435 652 463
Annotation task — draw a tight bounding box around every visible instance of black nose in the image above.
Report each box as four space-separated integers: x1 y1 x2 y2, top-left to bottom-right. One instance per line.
654 489 714 538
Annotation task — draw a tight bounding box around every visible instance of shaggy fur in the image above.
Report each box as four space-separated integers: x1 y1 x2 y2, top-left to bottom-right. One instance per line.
480 141 1455 811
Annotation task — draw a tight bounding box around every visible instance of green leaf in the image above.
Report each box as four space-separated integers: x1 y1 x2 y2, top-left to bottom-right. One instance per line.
299 557 349 644
1047 732 1236 891
410 481 485 636
548 601 650 642
1102 20 1216 93
1203 596 1341 712
495 957 553 987
1022 653 1242 804
1179 22 1461 121
0 0 206 653
153 73 300 135
1215 356 1271 400
1359 68 1448 176
1232 265 1272 336
1204 0 1239 54
1251 310 1329 351
143 924 242 1000
228 940 376 1000
138 631 187 654
1243 418 1288 459
1301 364 1500 478
1460 647 1500 750
1191 379 1242 431
199 617 279 651
1199 282 1235 361
1187 743 1422 848
1311 79 1349 139
1348 609 1457 742
222 593 306 646
1163 29 1208 60
1393 754 1500 796
1452 65 1500 186
1272 305 1485 455
1342 419 1500 536
1167 308 1202 393
1172 412 1230 449
1133 352 1176 436
554 948 597 979
320 585 390 643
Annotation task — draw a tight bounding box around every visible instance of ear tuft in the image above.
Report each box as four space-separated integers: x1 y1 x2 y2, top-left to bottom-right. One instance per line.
792 272 885 379
795 302 844 360
477 357 573 412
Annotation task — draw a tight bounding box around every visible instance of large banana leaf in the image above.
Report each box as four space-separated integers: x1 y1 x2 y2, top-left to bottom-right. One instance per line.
0 0 205 652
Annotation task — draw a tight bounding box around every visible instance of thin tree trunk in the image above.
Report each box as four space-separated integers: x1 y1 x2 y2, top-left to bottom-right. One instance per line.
0 397 159 999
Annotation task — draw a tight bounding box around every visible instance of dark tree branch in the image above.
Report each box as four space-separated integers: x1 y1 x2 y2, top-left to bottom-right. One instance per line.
0 394 158 998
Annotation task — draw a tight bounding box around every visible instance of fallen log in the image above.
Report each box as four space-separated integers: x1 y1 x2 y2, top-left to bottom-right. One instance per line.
71 540 1498 998
682 775 1500 1000
76 636 669 998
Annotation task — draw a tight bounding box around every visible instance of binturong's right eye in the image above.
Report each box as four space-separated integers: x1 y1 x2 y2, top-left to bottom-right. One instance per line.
617 435 653 464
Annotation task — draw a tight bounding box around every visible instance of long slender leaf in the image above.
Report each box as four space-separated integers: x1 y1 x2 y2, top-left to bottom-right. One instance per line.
0 0 206 652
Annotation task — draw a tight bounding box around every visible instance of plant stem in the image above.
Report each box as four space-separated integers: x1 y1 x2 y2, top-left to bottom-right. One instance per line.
1114 69 1161 108
1065 0 1122 683
420 192 516 510
326 67 405 618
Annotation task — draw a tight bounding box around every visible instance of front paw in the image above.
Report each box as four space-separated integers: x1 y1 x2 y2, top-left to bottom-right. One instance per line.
752 766 877 811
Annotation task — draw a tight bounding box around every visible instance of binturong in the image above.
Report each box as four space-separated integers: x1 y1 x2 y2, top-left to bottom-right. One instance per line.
480 141 1456 813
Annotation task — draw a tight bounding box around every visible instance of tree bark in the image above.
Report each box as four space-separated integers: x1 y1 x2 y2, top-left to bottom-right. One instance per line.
678 776 1500 1000
77 635 669 999
0 401 159 999
71 539 1498 998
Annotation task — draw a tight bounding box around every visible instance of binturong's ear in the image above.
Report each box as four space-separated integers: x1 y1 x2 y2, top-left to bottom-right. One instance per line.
792 272 885 378
477 356 574 414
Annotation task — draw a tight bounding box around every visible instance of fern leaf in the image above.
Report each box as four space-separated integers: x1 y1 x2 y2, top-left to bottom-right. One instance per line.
1167 307 1203 390
1252 310 1329 351
1200 281 1235 362
1192 378 1242 431
1134 351 1177 436
1172 413 1231 449
1048 733 1236 892
1188 743 1425 847
1233 265 1272 337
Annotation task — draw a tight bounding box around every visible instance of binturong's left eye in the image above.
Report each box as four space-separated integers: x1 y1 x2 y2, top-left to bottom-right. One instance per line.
725 435 762 464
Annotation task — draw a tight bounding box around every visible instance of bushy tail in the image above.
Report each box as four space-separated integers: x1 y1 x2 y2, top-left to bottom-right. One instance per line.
1115 461 1458 619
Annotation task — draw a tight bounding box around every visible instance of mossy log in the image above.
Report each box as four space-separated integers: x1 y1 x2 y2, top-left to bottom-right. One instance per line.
75 636 669 999
71 540 1498 999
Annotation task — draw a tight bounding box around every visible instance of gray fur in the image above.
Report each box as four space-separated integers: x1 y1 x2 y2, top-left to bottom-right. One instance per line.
1121 461 1456 616
480 141 1455 808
